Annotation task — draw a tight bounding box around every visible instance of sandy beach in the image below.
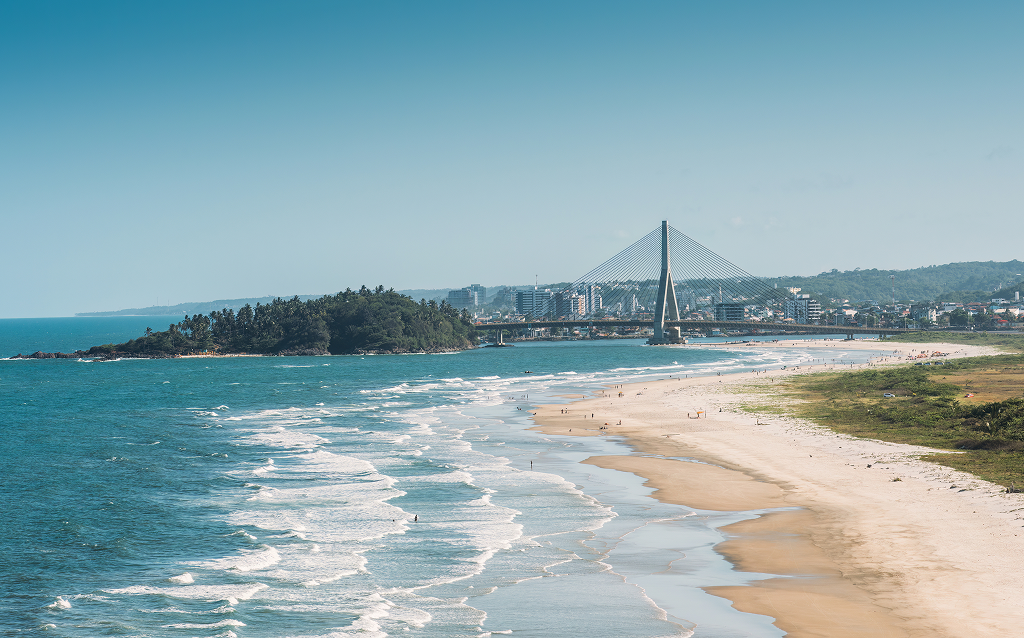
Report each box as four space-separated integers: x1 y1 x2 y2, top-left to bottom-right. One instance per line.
532 339 1024 637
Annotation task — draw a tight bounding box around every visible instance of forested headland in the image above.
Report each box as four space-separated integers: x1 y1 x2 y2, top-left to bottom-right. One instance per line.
37 287 478 358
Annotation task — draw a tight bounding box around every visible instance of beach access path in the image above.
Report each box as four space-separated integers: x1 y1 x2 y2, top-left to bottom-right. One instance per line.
531 340 1024 638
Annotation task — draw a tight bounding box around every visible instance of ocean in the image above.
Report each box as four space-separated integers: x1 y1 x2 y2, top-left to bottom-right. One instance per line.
1 318 877 637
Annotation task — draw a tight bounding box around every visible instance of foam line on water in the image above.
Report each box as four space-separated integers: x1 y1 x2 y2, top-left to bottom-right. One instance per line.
183 545 281 572
105 583 269 601
162 619 246 629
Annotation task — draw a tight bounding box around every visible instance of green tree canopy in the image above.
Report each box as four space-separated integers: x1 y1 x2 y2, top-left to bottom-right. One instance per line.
85 288 479 357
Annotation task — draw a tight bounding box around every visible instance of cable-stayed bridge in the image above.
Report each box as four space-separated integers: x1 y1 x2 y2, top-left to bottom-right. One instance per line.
476 221 913 344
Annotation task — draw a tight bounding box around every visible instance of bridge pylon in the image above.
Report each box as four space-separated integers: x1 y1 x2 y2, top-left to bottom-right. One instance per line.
647 221 684 345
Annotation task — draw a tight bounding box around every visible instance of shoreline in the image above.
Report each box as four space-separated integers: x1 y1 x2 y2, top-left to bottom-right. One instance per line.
4 347 471 360
530 339 1024 637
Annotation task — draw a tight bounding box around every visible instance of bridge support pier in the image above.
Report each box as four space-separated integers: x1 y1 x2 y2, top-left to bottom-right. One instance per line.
648 220 684 345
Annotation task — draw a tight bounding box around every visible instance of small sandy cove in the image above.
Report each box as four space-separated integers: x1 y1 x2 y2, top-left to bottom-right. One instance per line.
531 340 1024 638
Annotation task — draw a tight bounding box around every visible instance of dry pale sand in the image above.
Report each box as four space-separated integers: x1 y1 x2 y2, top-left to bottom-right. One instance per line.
532 340 1024 638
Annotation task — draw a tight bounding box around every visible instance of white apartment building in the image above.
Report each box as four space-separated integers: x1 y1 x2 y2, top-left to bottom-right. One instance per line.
784 294 822 324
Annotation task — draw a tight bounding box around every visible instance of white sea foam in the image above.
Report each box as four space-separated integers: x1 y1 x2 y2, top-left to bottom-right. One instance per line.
106 583 269 601
229 501 407 544
241 428 329 450
143 604 235 614
376 383 411 393
162 619 246 629
167 572 194 584
300 569 359 586
609 363 687 372
245 480 400 505
183 545 281 572
251 462 275 476
405 470 474 484
228 529 258 541
44 596 71 610
70 593 109 602
261 548 370 585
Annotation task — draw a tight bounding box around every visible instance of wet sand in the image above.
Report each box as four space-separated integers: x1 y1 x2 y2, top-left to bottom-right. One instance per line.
531 339 1024 637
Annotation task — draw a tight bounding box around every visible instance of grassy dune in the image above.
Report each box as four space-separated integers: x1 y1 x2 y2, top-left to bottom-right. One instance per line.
883 331 1024 353
780 354 1024 490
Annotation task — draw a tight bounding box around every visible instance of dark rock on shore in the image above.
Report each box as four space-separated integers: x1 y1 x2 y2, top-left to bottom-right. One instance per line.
9 351 89 359
8 350 178 361
276 347 330 357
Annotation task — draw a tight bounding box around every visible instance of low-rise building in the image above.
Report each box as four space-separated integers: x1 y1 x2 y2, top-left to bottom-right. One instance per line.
714 302 745 321
911 304 937 322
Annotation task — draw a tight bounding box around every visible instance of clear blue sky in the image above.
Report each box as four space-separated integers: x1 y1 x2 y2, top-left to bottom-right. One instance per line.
2 1 1021 317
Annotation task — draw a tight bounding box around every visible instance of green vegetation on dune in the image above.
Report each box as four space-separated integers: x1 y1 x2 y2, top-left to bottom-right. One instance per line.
85 286 478 357
882 332 1024 353
781 355 1024 489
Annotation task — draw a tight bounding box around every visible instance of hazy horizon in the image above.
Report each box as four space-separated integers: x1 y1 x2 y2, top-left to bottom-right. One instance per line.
3 2 1022 318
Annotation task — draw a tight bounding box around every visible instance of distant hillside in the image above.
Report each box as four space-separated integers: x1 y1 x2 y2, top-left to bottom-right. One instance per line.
75 261 1024 318
77 289 457 317
75 286 530 317
76 295 327 317
393 289 451 303
990 280 1024 302
771 261 1024 303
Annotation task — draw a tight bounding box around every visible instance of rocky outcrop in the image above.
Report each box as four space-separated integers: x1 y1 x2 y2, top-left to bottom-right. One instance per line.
9 351 88 359
7 350 176 361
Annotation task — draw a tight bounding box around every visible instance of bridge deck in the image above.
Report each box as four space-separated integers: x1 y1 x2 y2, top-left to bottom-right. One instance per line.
473 319 911 336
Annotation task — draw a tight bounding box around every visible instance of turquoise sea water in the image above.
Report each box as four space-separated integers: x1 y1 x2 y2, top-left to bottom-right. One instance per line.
1 319 877 637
